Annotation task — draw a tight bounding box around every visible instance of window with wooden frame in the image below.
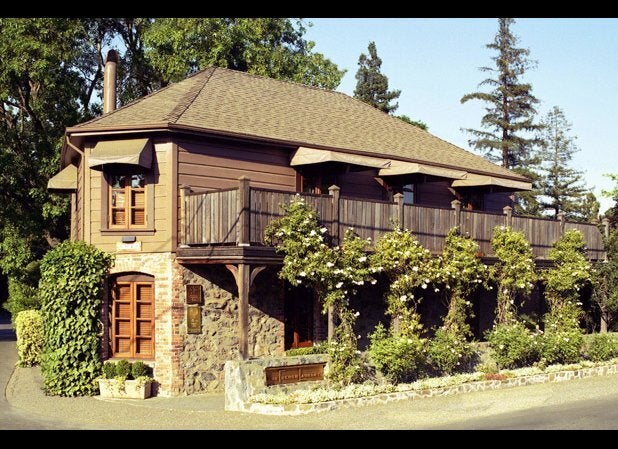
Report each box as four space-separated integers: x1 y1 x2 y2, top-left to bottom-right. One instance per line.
109 174 146 228
110 275 155 359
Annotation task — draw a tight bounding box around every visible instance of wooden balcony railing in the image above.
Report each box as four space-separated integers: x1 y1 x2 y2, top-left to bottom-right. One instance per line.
181 177 607 261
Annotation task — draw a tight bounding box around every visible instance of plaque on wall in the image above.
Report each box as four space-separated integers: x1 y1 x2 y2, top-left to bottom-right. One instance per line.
187 306 202 334
186 284 202 305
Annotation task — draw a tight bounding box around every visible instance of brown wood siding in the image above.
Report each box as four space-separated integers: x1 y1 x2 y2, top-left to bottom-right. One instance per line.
176 138 297 247
337 169 387 201
415 180 455 208
88 141 173 254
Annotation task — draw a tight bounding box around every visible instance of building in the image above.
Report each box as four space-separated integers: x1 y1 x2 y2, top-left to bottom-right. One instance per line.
47 52 604 395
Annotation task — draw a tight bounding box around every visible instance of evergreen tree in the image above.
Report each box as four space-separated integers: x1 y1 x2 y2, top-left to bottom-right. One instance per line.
602 174 618 229
574 191 600 223
461 18 542 170
536 106 587 219
354 41 401 114
397 114 428 130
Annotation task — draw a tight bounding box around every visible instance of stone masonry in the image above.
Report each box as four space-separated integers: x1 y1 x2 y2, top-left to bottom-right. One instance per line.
179 264 285 394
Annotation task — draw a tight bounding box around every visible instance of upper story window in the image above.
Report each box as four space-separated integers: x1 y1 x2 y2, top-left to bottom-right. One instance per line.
109 174 146 228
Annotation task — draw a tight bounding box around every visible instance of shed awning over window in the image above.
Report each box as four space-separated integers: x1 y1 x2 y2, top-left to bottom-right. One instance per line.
47 164 77 191
290 146 391 169
451 174 532 191
378 160 467 180
88 138 153 170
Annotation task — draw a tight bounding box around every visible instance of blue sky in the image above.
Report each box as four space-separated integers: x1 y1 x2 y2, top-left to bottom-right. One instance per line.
304 18 618 213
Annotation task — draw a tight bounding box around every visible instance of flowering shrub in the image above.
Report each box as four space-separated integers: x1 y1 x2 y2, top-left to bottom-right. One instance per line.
487 321 541 369
368 323 427 383
585 333 618 362
490 226 537 324
370 228 435 337
540 230 589 365
541 328 583 365
427 328 476 375
265 197 375 385
429 228 486 374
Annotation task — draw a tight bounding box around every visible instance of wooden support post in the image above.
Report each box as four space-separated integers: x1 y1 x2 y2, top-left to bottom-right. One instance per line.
503 205 513 228
225 264 267 360
451 199 462 229
557 211 566 235
329 185 341 246
603 218 610 239
394 193 404 230
327 305 335 341
238 176 251 246
179 185 191 246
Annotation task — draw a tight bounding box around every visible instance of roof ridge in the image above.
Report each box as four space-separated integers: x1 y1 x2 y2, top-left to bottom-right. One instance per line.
165 68 216 124
74 68 213 128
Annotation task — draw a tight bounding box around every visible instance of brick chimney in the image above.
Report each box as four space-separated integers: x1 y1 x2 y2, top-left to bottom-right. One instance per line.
103 49 118 114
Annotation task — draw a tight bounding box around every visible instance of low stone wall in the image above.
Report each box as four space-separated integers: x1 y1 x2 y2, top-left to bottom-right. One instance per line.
243 363 618 416
224 354 330 412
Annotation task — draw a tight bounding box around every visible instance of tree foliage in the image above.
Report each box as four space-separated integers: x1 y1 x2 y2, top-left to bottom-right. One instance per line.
461 18 542 170
591 229 618 331
354 41 401 114
536 106 588 219
397 114 428 130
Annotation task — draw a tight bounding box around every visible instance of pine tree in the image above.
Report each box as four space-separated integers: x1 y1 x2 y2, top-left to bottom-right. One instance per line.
354 41 401 114
536 106 587 219
574 191 600 223
461 18 542 170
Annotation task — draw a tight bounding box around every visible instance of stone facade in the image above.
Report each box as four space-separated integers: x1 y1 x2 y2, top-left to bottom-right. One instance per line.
179 265 285 394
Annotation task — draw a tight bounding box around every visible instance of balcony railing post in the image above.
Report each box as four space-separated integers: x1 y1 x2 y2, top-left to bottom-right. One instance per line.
502 205 513 228
394 193 404 229
179 185 191 246
238 176 251 246
602 218 610 239
451 199 462 229
557 211 566 236
328 185 340 246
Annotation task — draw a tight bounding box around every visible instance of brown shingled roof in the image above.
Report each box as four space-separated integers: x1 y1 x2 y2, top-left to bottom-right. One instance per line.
70 67 527 181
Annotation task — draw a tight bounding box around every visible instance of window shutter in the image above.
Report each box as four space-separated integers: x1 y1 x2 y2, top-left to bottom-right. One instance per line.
111 280 155 359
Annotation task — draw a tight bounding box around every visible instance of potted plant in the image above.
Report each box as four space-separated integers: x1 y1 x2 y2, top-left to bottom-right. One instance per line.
98 360 154 399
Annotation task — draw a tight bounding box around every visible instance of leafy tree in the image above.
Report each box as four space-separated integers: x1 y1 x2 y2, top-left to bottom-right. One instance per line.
591 229 618 331
602 174 618 228
142 18 344 90
572 191 600 223
397 114 428 130
461 18 542 170
536 106 587 219
354 41 401 114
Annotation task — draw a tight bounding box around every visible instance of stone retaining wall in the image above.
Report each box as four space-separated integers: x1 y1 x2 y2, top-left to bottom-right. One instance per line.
243 363 618 415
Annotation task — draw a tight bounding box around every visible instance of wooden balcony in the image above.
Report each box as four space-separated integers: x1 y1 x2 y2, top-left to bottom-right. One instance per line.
176 177 607 265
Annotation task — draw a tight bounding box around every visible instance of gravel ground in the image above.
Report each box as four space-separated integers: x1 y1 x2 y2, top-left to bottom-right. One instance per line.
5 356 618 430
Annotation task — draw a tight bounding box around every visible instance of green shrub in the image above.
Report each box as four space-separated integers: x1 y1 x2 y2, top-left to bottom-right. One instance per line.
4 268 41 317
39 240 114 396
427 328 475 375
286 342 327 357
114 359 131 380
541 328 584 365
14 309 43 367
487 321 541 369
585 333 617 362
368 323 427 384
131 361 150 378
102 361 116 380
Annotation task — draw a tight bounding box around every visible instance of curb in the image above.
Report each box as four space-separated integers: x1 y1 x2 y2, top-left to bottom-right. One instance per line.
244 363 618 415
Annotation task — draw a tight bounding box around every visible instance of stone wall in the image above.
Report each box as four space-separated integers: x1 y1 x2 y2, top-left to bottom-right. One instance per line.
179 265 285 394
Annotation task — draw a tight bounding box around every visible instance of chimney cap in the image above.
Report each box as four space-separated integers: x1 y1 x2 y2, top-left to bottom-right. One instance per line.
105 49 118 64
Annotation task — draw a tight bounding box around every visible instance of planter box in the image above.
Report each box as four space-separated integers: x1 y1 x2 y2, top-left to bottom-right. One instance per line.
98 379 153 399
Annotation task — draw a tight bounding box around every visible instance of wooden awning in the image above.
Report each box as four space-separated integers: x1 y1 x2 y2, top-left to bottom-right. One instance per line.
451 173 532 191
290 146 391 169
378 160 467 179
47 164 77 191
88 138 152 170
